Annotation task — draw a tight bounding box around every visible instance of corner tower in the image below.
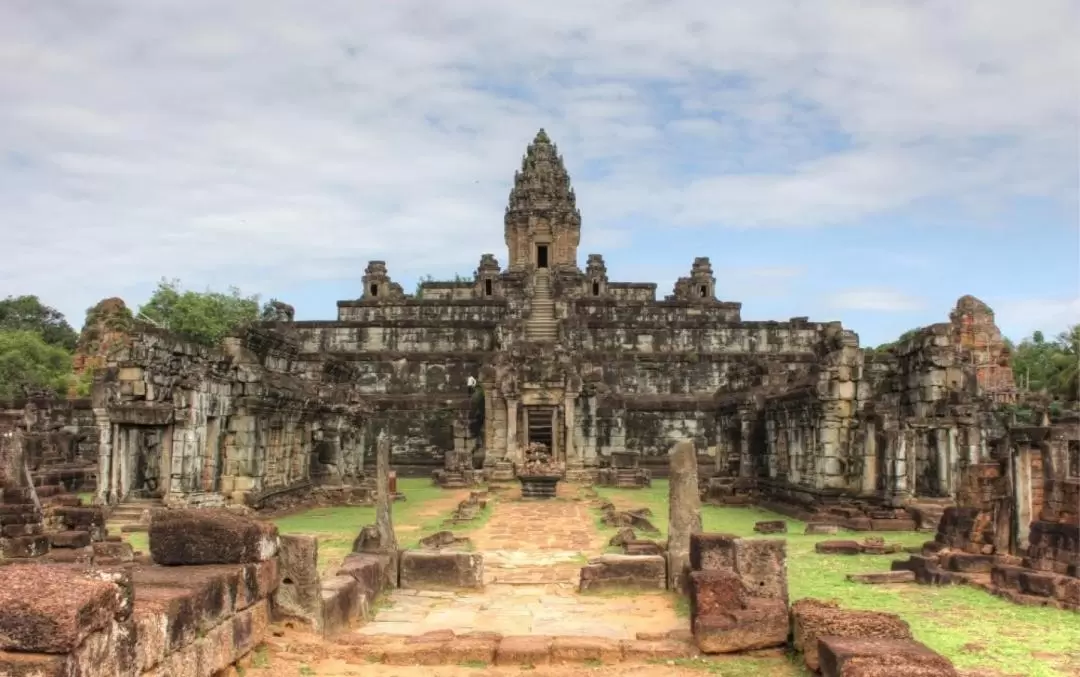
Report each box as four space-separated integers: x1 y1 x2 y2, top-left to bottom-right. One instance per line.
504 129 582 272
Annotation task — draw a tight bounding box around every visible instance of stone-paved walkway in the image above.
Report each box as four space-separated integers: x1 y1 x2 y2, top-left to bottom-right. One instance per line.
352 485 684 640
471 484 603 585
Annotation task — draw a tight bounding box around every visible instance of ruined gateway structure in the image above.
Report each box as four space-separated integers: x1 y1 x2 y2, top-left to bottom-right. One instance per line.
3 130 1072 534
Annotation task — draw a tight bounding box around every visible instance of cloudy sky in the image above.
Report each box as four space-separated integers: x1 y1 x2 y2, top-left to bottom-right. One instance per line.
1 1 1077 346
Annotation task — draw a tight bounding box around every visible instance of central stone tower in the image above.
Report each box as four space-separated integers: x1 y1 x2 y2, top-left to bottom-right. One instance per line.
504 129 582 273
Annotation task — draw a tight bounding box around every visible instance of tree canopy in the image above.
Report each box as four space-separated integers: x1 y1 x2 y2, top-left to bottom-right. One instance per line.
136 279 273 346
0 295 78 351
1010 325 1079 403
0 330 74 400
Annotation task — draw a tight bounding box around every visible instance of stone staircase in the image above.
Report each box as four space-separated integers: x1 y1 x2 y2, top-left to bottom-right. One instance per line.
438 471 468 489
106 496 164 535
527 406 555 449
488 460 516 483
525 269 557 342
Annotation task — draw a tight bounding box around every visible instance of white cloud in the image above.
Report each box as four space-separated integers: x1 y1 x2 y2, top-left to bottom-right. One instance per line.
992 296 1080 339
828 289 926 312
0 1 1076 321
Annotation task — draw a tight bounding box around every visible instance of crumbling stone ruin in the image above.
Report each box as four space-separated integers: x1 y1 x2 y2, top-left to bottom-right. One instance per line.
892 411 1079 611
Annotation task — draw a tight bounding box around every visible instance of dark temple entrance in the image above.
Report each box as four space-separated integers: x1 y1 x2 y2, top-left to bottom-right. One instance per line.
537 245 549 268
526 406 554 449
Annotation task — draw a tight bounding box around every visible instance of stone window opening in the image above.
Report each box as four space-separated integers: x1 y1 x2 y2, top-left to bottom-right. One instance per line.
537 245 549 268
370 283 378 297
592 281 600 296
485 279 493 296
699 285 708 297
1068 440 1080 479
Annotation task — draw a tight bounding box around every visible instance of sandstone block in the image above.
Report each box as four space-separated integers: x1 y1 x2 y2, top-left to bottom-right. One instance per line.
689 533 738 572
495 636 552 666
806 523 840 535
870 519 917 532
579 554 666 592
149 508 279 565
49 530 91 549
847 571 916 584
399 551 483 590
320 575 362 637
818 637 958 676
694 598 788 654
550 636 622 664
0 534 49 558
816 540 862 555
0 564 121 653
337 552 388 611
275 534 323 631
733 538 787 602
689 569 746 619
791 598 913 672
0 650 67 676
943 553 994 574
443 636 498 664
619 638 694 660
624 540 664 556
92 541 134 563
753 520 787 534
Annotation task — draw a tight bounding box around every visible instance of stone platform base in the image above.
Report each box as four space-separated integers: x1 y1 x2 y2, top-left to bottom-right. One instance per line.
519 476 560 499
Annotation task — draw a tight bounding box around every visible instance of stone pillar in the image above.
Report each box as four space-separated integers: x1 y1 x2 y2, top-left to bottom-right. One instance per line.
505 398 519 462
375 433 397 552
564 395 578 466
666 440 702 592
862 421 877 495
934 429 949 496
551 407 560 462
738 419 752 478
482 384 498 462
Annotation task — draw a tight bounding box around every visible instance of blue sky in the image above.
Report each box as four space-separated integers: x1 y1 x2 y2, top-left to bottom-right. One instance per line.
1 1 1077 347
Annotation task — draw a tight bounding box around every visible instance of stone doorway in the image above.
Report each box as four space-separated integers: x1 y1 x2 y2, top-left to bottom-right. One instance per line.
526 405 555 450
536 244 549 268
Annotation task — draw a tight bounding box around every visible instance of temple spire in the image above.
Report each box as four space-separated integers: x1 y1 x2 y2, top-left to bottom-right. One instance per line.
504 129 582 272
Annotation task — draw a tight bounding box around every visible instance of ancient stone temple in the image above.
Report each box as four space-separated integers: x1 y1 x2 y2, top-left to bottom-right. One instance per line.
0 130 1066 537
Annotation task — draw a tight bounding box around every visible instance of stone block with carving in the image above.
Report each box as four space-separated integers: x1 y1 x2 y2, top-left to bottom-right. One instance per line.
274 534 323 632
149 508 279 565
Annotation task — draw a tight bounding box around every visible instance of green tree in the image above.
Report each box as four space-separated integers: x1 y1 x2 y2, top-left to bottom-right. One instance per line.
0 295 78 350
0 330 74 399
136 279 263 346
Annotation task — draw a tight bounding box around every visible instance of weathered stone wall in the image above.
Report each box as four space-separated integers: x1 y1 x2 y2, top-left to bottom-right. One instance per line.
0 397 100 493
290 321 497 353
336 300 507 322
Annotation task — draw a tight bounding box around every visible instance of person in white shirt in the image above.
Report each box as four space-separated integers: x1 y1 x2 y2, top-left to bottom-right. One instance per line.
466 375 477 395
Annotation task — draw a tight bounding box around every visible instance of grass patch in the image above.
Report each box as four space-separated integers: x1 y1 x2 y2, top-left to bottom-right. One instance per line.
458 659 489 669
272 478 483 575
77 492 95 505
598 481 1080 677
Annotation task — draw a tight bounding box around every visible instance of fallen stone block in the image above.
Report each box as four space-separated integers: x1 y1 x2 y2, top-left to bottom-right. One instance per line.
624 540 665 556
149 508 279 565
399 550 483 590
816 540 863 555
92 540 134 564
870 519 918 532
0 534 49 558
609 526 636 547
0 564 121 653
806 523 840 535
2 522 43 537
443 634 498 664
337 552 387 614
943 553 994 573
818 636 958 676
694 598 788 654
1019 570 1065 598
579 554 666 592
791 598 913 672
0 650 68 676
49 530 91 549
753 520 787 534
847 571 916 584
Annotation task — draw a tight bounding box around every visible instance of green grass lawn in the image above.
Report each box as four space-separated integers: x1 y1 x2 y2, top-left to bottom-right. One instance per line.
596 481 1080 677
